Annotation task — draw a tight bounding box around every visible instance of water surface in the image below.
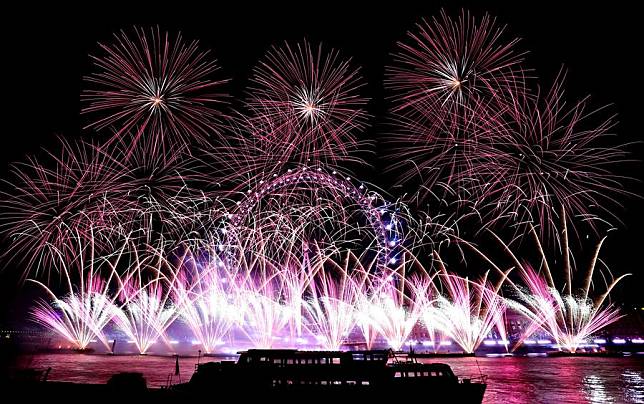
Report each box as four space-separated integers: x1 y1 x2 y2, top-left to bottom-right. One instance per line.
19 354 644 403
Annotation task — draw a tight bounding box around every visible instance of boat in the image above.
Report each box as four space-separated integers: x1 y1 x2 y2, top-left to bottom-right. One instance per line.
184 349 487 402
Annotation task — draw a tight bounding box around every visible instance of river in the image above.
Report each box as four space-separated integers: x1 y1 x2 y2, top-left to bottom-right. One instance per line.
15 353 644 403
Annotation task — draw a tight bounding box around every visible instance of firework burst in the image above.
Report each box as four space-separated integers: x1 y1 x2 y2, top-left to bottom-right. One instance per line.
385 10 528 197
471 73 632 239
82 26 228 151
0 139 122 278
246 40 369 166
0 135 218 280
387 9 525 129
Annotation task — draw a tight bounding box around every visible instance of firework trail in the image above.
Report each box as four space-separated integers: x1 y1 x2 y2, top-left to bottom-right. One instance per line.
385 10 528 197
173 252 238 353
226 166 409 271
364 253 429 350
0 139 122 278
235 272 291 349
246 40 369 166
487 219 630 353
28 233 121 351
82 26 229 152
470 72 633 240
279 250 317 339
302 251 371 350
355 295 379 350
31 282 114 351
427 252 509 353
109 242 181 354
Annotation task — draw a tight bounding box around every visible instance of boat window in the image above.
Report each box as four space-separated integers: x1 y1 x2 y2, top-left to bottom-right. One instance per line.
361 381 370 385
423 371 429 377
286 359 293 364
332 358 341 364
394 372 403 378
407 372 415 377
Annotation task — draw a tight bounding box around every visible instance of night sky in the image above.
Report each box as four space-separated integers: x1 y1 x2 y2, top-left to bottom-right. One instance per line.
1 2 642 323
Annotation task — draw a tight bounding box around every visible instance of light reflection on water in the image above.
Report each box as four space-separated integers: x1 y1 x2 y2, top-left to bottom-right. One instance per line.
17 354 644 403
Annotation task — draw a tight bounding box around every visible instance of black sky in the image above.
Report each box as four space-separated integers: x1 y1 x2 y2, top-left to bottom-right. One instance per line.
1 2 642 322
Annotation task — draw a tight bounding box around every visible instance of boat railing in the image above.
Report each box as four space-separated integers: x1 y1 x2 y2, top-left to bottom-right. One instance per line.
461 374 488 384
388 348 417 364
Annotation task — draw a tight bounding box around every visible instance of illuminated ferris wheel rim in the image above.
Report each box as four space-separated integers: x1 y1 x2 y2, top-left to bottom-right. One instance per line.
225 166 404 267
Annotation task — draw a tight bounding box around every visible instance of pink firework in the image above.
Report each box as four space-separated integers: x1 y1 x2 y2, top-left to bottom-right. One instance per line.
0 139 121 278
234 274 291 349
428 253 508 354
97 135 217 242
172 256 237 354
28 236 121 351
492 222 629 353
387 9 525 130
385 10 527 198
302 251 371 350
111 247 180 355
82 26 229 150
508 267 624 353
0 135 217 280
364 255 427 351
472 72 632 239
31 277 116 351
245 40 369 165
